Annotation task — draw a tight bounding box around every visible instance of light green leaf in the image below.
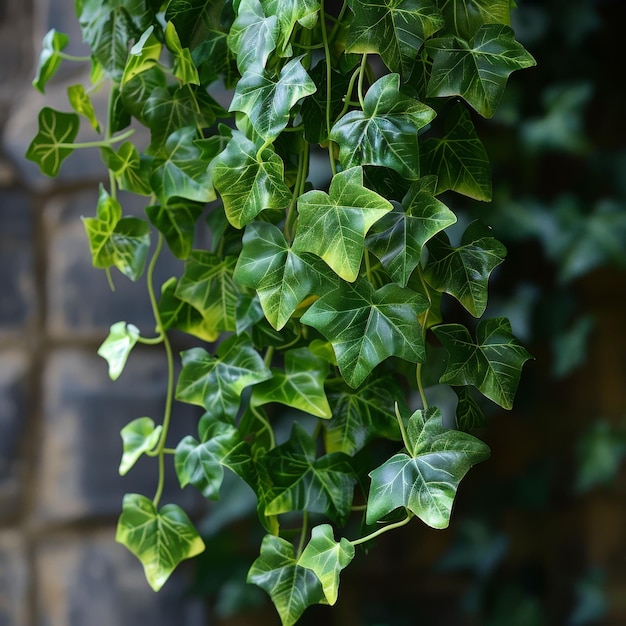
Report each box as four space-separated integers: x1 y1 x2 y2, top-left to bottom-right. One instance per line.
116 493 205 591
119 417 162 476
299 524 355 605
26 107 80 177
437 0 512 40
247 534 325 626
301 278 428 388
366 176 456 286
164 21 200 85
293 166 392 282
330 73 435 179
261 423 356 524
228 0 279 74
100 142 153 196
175 336 272 420
432 317 533 409
145 201 203 260
82 185 150 281
252 347 332 418
32 29 69 93
234 221 337 330
229 56 316 141
67 84 101 133
122 25 162 86
263 0 319 51
346 0 444 78
423 220 506 317
175 251 239 334
421 104 492 201
208 131 291 229
366 407 490 528
426 24 536 118
97 321 140 381
150 126 215 205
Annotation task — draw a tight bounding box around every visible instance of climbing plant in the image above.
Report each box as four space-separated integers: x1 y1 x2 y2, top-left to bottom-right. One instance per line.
28 0 535 623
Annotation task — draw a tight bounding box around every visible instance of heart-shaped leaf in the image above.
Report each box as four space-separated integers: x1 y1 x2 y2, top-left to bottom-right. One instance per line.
97 321 140 381
32 29 69 93
119 417 163 476
67 84 101 132
432 317 533 409
116 494 205 591
367 407 490 528
101 142 153 196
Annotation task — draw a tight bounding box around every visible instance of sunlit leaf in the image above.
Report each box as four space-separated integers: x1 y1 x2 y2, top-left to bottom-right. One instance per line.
101 142 153 196
119 417 162 476
97 321 140 381
32 29 69 93
264 0 319 52
122 25 162 86
164 21 200 85
67 84 101 132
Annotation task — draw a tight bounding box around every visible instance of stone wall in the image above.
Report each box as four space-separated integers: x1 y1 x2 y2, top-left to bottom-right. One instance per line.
0 1 208 624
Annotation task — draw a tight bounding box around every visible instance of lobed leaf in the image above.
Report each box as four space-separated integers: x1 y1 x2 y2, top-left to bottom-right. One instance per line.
100 142 153 196
67 84 101 132
119 417 162 476
146 202 204 260
32 29 69 93
97 321 140 381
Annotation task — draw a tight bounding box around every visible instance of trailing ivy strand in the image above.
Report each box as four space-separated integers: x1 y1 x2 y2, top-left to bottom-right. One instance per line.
27 0 535 623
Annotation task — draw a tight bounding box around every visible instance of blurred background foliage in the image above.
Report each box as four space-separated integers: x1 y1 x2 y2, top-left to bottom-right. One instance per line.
184 0 626 623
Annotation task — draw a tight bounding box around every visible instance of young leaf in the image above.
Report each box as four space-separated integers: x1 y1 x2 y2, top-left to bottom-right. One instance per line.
26 107 80 177
67 84 101 132
100 142 153 196
229 56 316 141
346 0 444 78
263 0 319 49
366 407 490 528
437 0 512 40
292 166 393 282
329 73 435 179
251 347 332 419
425 24 536 118
301 278 428 388
248 534 325 626
234 221 337 330
299 524 355 606
208 131 292 229
145 202 204 260
423 221 506 317
97 321 140 381
116 493 205 591
82 185 151 281
32 29 69 93
366 176 456 287
433 317 533 409
122 25 162 86
260 423 357 524
175 336 272 420
164 21 200 85
119 417 163 476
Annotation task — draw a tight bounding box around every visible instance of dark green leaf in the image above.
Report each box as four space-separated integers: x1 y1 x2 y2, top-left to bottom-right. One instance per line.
330 73 434 179
100 142 153 195
436 0 512 40
97 321 140 381
301 278 428 388
293 166 392 282
165 0 223 49
367 407 490 528
454 387 487 430
426 24 536 118
247 534 325 626
432 317 533 409
26 107 80 177
264 0 319 51
32 29 69 93
121 66 168 123
146 201 204 260
116 493 205 591
119 417 162 476
164 21 200 85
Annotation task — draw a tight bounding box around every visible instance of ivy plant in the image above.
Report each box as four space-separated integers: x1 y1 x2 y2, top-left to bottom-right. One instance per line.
28 0 535 623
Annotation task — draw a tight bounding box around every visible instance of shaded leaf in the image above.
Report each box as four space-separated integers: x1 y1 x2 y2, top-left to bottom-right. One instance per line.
437 0 512 40
164 21 200 85
119 417 162 476
264 0 319 51
67 84 101 132
146 201 204 260
32 29 69 93
454 387 487 430
97 321 140 381
100 142 153 196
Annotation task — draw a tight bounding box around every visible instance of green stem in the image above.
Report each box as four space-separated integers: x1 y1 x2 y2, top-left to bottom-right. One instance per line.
350 512 413 547
328 0 348 43
394 402 411 454
320 0 337 176
251 405 276 450
416 363 429 411
56 128 136 150
58 52 92 62
264 346 275 368
357 54 368 109
136 335 164 346
256 137 274 162
296 511 309 559
336 65 362 121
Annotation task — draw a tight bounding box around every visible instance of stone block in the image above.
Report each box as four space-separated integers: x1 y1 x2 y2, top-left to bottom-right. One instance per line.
36 347 204 524
36 530 206 626
0 531 28 626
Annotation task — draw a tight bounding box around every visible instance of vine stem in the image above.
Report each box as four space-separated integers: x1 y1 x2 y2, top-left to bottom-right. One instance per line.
357 53 368 109
296 511 309 558
320 0 337 176
394 402 411 454
56 127 136 150
350 512 413 547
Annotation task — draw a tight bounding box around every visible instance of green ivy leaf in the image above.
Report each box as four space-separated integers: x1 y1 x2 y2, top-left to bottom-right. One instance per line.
145 201 203 260
293 166 392 282
230 56 316 141
116 493 205 591
100 142 153 196
423 221 506 317
252 347 332 418
32 29 69 93
325 376 403 455
175 336 272 420
175 251 239 334
228 0 279 74
367 407 490 528
425 24 536 118
264 0 319 51
97 321 140 381
421 104 492 201
82 185 150 281
165 0 223 49
234 221 337 330
330 73 434 179
67 84 101 133
437 0 512 40
433 317 533 409
366 176 456 286
346 0 444 78
150 126 215 205
261 423 356 524
299 524 355 606
175 420 240 499
120 65 167 123
208 131 291 229
26 107 80 177
164 21 200 85
122 25 162 86
248 534 325 626
119 417 163 476
454 387 487 430
301 278 428 388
